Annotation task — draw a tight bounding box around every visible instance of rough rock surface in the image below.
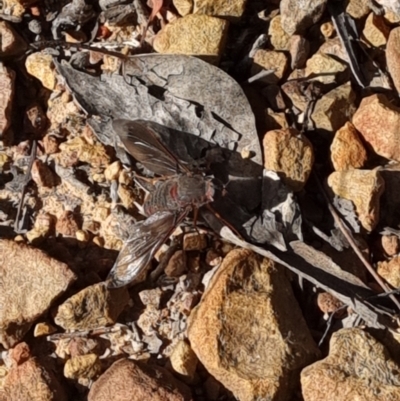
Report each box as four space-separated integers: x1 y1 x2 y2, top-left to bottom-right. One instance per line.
153 14 228 57
387 26 400 94
0 342 67 401
188 249 319 401
54 283 129 330
301 328 400 401
0 239 76 348
330 122 367 171
352 94 400 161
263 127 314 192
88 358 193 401
328 169 385 231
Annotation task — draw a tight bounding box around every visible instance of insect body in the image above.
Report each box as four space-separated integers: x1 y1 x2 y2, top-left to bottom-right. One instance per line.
107 119 215 288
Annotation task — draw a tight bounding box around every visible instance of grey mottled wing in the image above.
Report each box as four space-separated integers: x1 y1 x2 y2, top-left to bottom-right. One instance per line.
106 210 187 288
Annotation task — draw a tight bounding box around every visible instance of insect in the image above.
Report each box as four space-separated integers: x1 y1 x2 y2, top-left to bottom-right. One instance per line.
106 119 216 288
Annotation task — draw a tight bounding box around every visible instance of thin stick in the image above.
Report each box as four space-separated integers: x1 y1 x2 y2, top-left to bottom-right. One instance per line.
315 174 400 311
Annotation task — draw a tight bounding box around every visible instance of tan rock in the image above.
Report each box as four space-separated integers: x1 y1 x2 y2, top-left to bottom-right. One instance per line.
346 0 370 19
281 79 309 112
362 13 390 47
312 82 356 132
0 63 15 137
88 358 192 401
251 49 288 84
31 159 57 188
58 136 110 168
381 234 400 256
104 160 122 181
265 108 289 131
165 250 187 277
316 292 344 316
192 0 247 21
327 169 385 231
42 134 59 154
188 249 319 401
0 21 26 57
268 15 290 50
173 0 193 16
320 21 335 38
56 210 80 237
25 52 56 91
170 340 198 382
117 184 137 210
318 36 349 63
24 102 46 136
305 53 349 84
387 27 400 94
352 94 400 161
263 128 314 192
377 255 400 288
289 35 310 69
153 15 228 57
1 0 25 20
301 328 400 401
0 240 76 348
330 122 367 171
0 343 67 401
64 354 102 380
54 283 129 330
33 322 57 337
183 232 207 251
280 0 326 35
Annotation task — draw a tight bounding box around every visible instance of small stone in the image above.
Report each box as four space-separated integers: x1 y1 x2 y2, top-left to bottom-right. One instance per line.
87 359 192 401
352 94 400 161
31 159 57 188
0 21 27 57
0 342 67 401
192 0 247 21
188 249 319 401
33 322 57 337
316 292 345 316
165 250 187 277
0 152 10 168
265 108 289 131
42 134 59 154
64 354 102 380
280 0 327 35
205 249 222 266
346 0 370 19
104 160 122 181
311 82 356 132
54 283 129 330
0 63 15 137
173 0 193 16
25 52 56 90
117 184 136 210
251 49 288 84
327 169 385 231
153 14 228 57
305 53 349 84
76 229 89 242
0 240 76 348
183 232 207 251
320 21 335 38
377 255 400 287
268 15 290 50
289 35 310 69
330 122 367 171
56 211 80 237
92 236 104 247
263 128 314 192
170 340 198 382
387 27 400 94
381 234 400 256
138 288 163 307
362 13 390 47
302 328 400 401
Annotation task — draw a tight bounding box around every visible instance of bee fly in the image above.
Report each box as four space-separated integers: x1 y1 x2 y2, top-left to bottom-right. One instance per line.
107 119 216 288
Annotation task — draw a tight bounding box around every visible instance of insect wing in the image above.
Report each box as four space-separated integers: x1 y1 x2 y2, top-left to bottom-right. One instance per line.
106 211 187 288
113 119 189 176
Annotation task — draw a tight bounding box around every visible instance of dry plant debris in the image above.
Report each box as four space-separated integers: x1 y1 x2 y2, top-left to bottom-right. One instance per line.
2 0 400 400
